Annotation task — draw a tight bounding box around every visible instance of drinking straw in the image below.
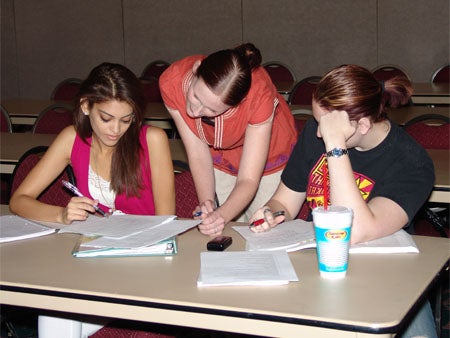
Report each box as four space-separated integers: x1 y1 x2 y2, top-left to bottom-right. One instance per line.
323 161 329 210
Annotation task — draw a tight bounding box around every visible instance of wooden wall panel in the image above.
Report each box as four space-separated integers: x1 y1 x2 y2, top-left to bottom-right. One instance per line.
1 0 19 99
243 0 377 81
1 1 448 100
378 0 449 82
123 0 243 77
13 0 124 99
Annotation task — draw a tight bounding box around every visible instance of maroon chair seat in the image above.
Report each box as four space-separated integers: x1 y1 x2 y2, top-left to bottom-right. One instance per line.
10 146 75 207
263 61 296 83
431 64 450 83
404 114 450 149
404 114 449 238
1 104 13 133
141 77 163 103
32 103 74 134
288 76 321 106
175 170 199 218
141 60 170 80
372 64 411 82
50 77 82 101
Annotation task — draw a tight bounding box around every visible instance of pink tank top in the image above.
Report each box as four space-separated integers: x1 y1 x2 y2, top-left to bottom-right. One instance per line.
70 126 155 215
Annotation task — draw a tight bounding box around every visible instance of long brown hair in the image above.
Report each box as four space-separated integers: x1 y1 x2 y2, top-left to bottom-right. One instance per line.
196 43 262 106
313 64 413 122
74 62 146 196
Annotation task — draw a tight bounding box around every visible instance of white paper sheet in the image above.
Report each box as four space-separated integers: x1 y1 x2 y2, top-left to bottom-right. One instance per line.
197 251 299 287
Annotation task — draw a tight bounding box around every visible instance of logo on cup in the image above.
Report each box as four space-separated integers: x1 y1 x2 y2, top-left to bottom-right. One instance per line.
325 230 348 240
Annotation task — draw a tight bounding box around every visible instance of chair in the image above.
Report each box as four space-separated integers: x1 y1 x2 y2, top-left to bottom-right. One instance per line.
141 77 163 103
296 201 310 221
287 76 322 105
10 146 76 207
32 103 74 134
372 64 411 82
263 61 296 82
141 60 170 80
50 77 82 101
431 64 450 83
174 161 200 218
404 115 450 238
404 114 450 149
293 114 312 135
1 104 13 133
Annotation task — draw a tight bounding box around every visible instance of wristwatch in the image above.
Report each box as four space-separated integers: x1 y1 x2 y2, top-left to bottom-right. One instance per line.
326 147 348 158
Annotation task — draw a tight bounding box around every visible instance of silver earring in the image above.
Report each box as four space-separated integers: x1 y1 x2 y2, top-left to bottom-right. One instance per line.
83 111 89 116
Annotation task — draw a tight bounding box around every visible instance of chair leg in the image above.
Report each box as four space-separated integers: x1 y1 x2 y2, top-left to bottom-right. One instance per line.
425 208 448 238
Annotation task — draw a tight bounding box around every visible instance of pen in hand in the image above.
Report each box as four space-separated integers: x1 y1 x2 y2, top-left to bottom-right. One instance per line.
62 180 108 217
250 210 285 227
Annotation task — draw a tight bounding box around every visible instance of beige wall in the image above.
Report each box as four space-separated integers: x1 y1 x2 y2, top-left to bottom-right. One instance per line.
1 0 448 100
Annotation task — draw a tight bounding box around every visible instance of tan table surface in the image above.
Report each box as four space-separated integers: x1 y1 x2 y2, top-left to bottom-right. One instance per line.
0 208 448 337
387 106 449 125
2 99 72 125
412 82 450 105
427 149 450 203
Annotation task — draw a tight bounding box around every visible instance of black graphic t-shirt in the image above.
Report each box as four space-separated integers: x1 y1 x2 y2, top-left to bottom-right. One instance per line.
281 119 435 222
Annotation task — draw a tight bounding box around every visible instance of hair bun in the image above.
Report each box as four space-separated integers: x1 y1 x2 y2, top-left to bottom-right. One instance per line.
234 43 262 70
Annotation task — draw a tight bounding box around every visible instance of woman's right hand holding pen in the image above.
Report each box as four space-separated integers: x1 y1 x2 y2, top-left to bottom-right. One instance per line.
193 199 225 236
61 196 102 224
249 207 286 233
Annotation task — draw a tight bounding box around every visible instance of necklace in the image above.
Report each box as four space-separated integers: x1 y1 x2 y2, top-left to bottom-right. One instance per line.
90 138 116 212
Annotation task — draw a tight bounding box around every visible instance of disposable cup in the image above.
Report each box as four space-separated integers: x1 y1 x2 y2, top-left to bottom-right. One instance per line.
312 206 353 279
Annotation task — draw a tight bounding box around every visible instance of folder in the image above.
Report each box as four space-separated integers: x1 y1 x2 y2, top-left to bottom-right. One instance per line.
72 236 177 258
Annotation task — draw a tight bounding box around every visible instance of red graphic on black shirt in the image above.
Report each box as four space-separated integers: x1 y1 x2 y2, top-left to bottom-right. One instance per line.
306 155 375 209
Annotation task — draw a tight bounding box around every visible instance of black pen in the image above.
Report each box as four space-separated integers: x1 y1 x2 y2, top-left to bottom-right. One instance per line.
62 180 108 217
250 210 285 227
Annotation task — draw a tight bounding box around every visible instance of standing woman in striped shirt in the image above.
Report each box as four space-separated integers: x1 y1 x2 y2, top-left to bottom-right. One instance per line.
160 43 297 236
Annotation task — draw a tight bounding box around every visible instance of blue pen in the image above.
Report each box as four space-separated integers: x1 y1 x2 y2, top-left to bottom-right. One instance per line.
193 211 202 217
62 180 108 217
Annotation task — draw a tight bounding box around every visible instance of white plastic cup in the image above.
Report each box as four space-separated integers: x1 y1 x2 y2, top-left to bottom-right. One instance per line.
312 206 353 279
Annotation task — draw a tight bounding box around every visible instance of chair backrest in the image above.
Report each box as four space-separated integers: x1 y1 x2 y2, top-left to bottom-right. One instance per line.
288 76 322 105
404 114 450 149
141 77 163 102
174 165 199 218
50 77 82 101
431 64 450 83
263 61 296 82
296 201 310 221
372 64 411 82
141 60 170 80
32 103 74 134
1 104 13 133
11 146 76 207
293 114 311 135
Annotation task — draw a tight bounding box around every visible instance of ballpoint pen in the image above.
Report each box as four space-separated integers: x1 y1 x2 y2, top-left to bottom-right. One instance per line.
193 211 202 217
62 180 108 217
250 210 285 227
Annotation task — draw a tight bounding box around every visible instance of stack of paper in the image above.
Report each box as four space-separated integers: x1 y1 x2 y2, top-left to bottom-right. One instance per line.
0 215 56 243
197 251 299 287
58 215 200 257
233 219 419 254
